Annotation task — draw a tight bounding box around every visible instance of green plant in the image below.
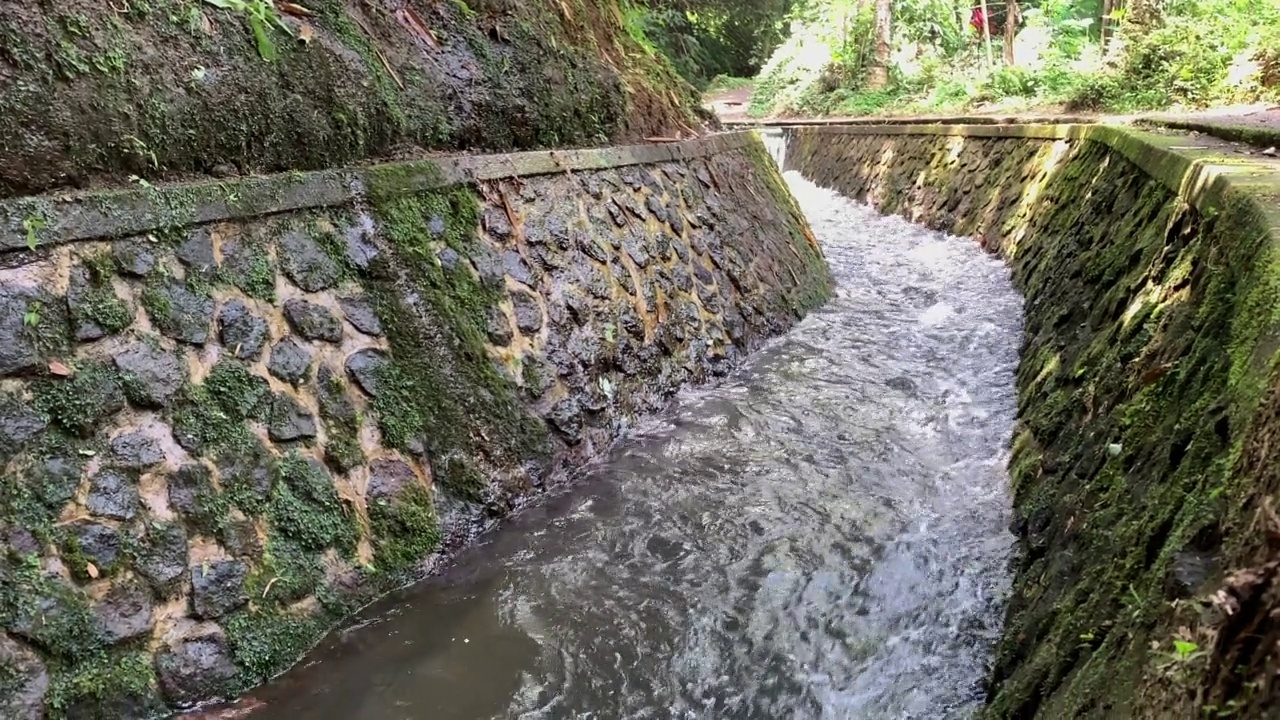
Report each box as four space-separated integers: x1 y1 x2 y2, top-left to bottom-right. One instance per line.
22 215 46 251
23 301 41 327
201 0 293 61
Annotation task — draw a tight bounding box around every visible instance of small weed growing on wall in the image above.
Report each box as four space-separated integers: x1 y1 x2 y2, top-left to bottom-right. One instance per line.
201 0 294 61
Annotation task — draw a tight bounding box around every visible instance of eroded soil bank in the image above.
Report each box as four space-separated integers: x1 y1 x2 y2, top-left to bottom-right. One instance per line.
0 0 712 199
786 124 1280 717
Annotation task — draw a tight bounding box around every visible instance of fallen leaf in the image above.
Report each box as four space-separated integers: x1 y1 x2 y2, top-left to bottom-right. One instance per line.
85 562 99 579
395 7 440 49
279 2 313 16
298 22 314 44
47 360 72 376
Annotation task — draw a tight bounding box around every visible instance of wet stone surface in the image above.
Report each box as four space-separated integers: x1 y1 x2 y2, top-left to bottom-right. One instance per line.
146 279 214 345
114 341 186 407
219 300 270 360
191 560 249 619
284 298 342 343
279 230 341 292
86 470 139 520
156 632 238 706
268 338 314 385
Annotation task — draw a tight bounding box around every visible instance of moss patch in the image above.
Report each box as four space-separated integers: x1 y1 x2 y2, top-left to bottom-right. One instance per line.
169 361 270 456
368 484 441 573
268 452 358 554
32 361 126 436
364 186 552 501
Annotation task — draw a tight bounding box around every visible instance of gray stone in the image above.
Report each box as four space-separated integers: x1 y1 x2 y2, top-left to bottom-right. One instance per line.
345 349 388 396
548 397 583 443
511 291 543 334
437 247 461 270
175 228 217 275
0 287 65 377
485 307 513 345
110 431 164 469
268 393 317 442
278 229 340 292
623 235 650 268
283 298 342 343
155 632 238 706
316 366 358 428
482 206 512 238
31 454 82 510
221 519 262 559
2 524 39 556
135 522 188 591
693 260 716 286
86 470 139 520
0 397 47 460
267 338 313 385
167 464 212 517
67 520 123 573
338 295 383 336
667 201 685 235
93 581 153 643
367 458 416 501
342 215 381 272
218 300 269 360
190 560 248 619
114 341 186 407
112 239 158 276
503 250 534 285
646 194 668 223
145 279 213 345
0 635 48 720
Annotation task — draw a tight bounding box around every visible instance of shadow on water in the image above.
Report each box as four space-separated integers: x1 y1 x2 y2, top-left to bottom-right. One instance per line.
242 167 1023 720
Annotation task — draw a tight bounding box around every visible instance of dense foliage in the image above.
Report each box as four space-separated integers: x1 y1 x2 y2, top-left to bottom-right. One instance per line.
696 0 1280 116
620 0 795 88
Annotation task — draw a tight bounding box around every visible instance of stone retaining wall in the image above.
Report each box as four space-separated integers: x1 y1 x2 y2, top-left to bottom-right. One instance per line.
783 124 1280 718
0 131 832 718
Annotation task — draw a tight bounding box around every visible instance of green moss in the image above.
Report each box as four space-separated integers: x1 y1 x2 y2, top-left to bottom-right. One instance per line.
249 536 325 605
32 361 125 436
45 649 157 719
223 605 331 687
0 556 102 662
268 452 358 554
363 186 552 491
368 484 441 572
170 361 270 456
228 244 277 301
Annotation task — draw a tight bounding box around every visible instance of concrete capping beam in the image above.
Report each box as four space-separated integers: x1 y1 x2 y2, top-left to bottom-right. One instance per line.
0 132 756 255
783 122 1280 234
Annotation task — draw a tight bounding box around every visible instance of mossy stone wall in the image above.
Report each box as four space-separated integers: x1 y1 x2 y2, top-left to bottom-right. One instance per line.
784 125 1280 718
0 131 831 718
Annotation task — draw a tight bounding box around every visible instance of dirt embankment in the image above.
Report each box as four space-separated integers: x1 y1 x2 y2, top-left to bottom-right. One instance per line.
0 0 714 199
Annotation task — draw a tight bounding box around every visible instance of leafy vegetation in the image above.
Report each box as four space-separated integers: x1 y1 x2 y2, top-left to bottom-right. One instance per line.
687 0 1280 116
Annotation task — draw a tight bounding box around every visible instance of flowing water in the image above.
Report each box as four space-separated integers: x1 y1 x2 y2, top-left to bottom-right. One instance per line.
244 156 1023 720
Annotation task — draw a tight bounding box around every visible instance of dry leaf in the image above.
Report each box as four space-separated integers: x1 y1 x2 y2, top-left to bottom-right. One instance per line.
396 7 440 49
298 23 314 44
279 2 313 16
47 360 72 376
85 562 99 579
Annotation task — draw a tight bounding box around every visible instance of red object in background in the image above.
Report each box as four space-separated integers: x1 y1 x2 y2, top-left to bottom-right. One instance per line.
970 7 987 34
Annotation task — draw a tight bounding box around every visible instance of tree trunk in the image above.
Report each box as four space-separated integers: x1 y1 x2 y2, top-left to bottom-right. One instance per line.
868 0 891 90
1003 0 1021 66
979 0 994 69
1101 0 1117 51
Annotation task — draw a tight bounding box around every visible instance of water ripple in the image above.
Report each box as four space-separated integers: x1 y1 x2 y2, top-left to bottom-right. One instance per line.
247 172 1023 720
